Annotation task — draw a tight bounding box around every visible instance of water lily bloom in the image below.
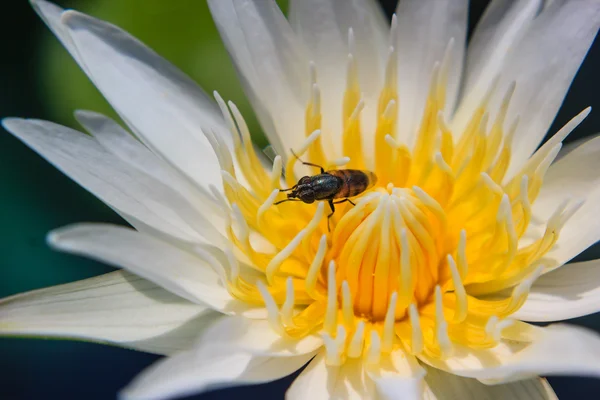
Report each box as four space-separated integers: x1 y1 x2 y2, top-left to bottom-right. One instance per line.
3 0 600 398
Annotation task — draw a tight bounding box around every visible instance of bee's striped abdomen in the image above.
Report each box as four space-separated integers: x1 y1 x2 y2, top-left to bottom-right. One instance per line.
327 169 377 199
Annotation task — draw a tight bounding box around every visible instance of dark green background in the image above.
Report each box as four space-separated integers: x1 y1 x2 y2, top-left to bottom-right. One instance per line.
1 1 600 399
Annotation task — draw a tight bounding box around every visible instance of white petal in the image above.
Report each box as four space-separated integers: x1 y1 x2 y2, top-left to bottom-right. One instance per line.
423 366 556 400
367 350 426 400
74 111 199 201
453 0 542 134
2 118 225 245
555 133 600 162
515 259 600 321
535 136 600 266
289 0 388 157
286 352 376 400
200 316 322 356
545 191 600 268
60 10 228 194
47 223 249 315
0 270 216 355
31 0 83 65
289 0 388 92
461 0 542 93
421 324 600 382
121 345 313 400
74 110 227 236
459 1 600 178
207 0 309 158
395 0 468 146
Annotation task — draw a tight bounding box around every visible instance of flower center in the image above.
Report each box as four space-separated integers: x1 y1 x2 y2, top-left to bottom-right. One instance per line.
206 32 586 365
331 187 447 323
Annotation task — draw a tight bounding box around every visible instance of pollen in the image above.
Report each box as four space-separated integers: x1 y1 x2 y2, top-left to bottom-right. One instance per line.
207 31 588 365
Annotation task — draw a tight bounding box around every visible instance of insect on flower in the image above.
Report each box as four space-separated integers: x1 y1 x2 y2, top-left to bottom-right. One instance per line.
275 151 377 230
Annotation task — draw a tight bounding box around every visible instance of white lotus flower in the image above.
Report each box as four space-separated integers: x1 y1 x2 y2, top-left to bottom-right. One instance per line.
2 0 600 398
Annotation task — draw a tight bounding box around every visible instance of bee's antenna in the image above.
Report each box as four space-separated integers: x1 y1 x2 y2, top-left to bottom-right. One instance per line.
274 199 302 205
278 186 296 192
289 149 325 173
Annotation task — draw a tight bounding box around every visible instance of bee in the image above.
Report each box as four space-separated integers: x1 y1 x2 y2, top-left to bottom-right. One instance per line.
275 151 377 230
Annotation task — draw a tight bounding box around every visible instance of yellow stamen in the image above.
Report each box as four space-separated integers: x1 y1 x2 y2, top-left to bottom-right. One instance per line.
434 286 452 356
382 292 398 352
398 227 413 308
347 321 365 358
408 303 424 354
375 45 398 183
281 277 297 328
257 189 279 228
366 330 382 365
210 32 590 365
323 324 347 366
285 129 322 188
305 62 326 166
343 38 365 169
324 261 338 334
447 255 467 323
305 235 327 300
269 155 282 191
257 281 285 336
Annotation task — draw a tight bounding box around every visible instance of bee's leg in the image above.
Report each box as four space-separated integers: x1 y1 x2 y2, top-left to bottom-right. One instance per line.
333 198 356 207
291 149 325 173
327 200 336 232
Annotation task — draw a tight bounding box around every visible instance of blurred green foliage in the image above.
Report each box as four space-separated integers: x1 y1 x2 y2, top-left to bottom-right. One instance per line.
39 0 289 148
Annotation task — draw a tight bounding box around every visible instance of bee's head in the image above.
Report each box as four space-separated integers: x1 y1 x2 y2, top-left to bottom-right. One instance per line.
287 176 315 204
